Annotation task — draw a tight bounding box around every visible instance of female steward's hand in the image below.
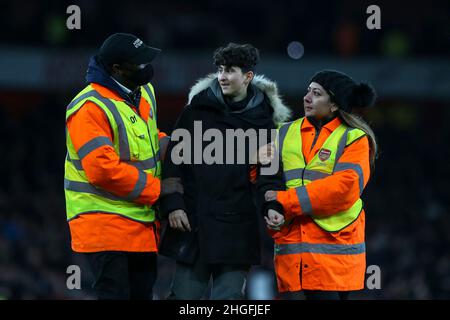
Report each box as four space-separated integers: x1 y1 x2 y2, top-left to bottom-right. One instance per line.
264 209 285 230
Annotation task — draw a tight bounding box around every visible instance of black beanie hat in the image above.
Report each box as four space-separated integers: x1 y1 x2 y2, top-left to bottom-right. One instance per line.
310 70 377 112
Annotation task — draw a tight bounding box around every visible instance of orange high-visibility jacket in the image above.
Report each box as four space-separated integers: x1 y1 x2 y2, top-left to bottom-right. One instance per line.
273 116 370 292
66 83 166 252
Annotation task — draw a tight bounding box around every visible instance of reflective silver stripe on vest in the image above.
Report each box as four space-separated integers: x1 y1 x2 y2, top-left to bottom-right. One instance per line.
284 168 304 181
90 91 131 161
274 242 366 255
127 150 160 170
142 85 157 120
67 211 151 223
296 186 313 214
66 153 83 170
67 90 131 161
335 162 364 195
284 168 330 182
64 178 123 202
78 136 114 159
304 170 330 181
67 151 160 171
66 90 96 111
333 128 350 169
278 121 294 154
125 170 147 200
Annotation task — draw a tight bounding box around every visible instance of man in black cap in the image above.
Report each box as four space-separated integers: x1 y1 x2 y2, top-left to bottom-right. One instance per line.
96 32 162 105
64 33 180 299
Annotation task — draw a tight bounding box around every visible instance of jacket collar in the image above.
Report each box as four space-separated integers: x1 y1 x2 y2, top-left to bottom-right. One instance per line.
208 78 264 114
85 55 141 106
303 116 342 132
187 73 292 125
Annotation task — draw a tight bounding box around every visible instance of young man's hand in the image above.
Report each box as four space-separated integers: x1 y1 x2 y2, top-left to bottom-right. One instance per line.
255 142 275 165
168 209 191 232
264 190 278 201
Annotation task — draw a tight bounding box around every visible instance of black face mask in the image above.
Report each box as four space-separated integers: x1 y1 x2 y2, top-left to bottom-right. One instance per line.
126 64 154 86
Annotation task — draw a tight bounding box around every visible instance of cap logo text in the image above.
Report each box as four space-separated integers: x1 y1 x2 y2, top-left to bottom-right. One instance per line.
133 39 143 48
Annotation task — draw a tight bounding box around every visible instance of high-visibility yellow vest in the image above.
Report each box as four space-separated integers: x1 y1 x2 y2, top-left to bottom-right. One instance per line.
278 117 366 232
64 83 161 223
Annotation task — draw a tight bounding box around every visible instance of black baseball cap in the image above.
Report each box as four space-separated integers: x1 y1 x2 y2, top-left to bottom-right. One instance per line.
98 33 161 66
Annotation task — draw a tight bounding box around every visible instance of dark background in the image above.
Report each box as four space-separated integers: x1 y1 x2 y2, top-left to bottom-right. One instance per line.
0 0 449 299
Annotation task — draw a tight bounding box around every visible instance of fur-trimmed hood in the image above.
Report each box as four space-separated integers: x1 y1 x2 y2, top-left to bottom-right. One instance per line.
187 73 292 125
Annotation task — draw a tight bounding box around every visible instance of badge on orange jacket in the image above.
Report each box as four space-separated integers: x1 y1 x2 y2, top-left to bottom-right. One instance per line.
319 148 331 161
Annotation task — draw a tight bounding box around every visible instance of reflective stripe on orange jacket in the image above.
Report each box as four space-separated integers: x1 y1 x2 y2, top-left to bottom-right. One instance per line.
273 117 370 292
67 83 165 252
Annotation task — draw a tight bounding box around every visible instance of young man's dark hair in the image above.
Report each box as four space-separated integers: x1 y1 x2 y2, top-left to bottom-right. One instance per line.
213 43 260 73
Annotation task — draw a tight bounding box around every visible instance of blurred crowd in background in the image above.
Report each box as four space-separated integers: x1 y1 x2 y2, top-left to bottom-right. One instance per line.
1 0 449 57
1 97 449 299
0 0 449 299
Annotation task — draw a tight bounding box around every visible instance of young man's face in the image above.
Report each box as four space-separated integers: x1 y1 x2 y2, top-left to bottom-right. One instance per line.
217 65 253 99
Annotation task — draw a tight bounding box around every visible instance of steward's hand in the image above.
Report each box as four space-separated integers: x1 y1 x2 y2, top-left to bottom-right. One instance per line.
264 209 285 230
